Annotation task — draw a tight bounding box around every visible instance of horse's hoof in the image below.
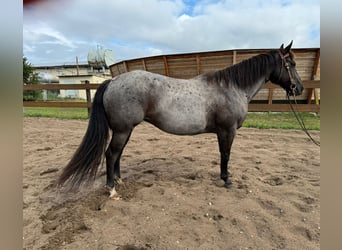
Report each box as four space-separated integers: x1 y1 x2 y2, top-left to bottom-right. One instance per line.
108 187 121 200
110 195 121 201
224 181 233 189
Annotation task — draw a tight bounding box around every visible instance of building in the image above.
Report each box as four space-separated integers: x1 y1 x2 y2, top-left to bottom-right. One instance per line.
33 63 112 100
58 74 108 99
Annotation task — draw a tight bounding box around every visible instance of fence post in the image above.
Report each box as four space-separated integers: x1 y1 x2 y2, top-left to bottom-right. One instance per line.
83 80 91 118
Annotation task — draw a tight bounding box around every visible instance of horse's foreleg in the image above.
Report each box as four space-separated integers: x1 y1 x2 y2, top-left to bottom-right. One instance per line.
105 130 132 199
217 127 236 188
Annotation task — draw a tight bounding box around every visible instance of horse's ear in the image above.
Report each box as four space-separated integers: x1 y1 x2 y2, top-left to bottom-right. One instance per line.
280 43 284 50
284 40 293 53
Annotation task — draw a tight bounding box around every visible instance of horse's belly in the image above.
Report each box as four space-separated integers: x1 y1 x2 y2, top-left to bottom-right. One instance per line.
147 103 209 135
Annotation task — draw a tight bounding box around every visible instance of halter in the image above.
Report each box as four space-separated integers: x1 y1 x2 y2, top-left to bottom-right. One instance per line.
277 51 297 93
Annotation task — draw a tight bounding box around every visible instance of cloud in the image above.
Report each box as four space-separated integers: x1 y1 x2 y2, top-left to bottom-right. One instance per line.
24 23 76 48
23 0 320 65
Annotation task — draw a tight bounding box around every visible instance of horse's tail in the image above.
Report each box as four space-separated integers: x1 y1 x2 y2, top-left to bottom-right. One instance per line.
58 79 111 188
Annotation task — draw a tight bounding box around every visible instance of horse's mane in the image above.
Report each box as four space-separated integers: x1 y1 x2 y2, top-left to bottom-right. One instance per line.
202 50 283 88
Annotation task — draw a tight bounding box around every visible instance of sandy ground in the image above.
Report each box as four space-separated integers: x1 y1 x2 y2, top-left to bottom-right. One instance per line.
23 117 320 250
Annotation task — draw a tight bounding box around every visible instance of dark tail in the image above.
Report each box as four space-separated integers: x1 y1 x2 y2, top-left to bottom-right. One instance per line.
58 79 111 188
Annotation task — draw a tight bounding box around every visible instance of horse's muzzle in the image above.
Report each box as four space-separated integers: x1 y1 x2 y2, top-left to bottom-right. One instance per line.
288 83 303 96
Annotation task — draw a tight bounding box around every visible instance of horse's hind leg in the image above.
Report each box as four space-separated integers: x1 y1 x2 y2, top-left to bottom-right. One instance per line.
113 133 132 185
105 130 132 198
113 151 124 185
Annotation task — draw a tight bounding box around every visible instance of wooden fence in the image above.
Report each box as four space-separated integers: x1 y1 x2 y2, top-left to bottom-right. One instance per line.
23 79 320 116
109 47 320 113
23 81 98 116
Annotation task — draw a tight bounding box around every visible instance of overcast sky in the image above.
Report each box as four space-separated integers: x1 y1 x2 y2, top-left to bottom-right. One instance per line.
23 0 320 66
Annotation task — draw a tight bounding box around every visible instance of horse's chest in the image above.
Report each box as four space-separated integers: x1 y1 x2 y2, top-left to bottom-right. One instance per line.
214 94 248 128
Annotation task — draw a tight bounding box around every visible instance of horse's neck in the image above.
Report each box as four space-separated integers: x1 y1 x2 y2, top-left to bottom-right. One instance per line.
239 54 274 102
244 77 268 102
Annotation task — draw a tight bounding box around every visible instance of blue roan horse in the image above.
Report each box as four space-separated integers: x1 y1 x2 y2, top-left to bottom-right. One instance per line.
58 42 304 199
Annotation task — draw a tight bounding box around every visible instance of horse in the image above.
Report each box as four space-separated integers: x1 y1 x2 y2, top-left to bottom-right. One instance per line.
58 41 304 199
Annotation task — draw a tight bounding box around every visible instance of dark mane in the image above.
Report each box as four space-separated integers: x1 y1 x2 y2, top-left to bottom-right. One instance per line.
202 50 278 88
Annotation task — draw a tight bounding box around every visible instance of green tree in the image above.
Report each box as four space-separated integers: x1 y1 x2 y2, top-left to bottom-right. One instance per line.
23 57 42 101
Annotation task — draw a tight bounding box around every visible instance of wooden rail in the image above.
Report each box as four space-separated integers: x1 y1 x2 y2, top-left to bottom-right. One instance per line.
23 83 101 90
109 47 321 111
23 80 320 114
23 81 100 115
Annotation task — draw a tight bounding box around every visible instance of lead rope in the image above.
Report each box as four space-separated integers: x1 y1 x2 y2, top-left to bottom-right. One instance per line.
286 91 320 147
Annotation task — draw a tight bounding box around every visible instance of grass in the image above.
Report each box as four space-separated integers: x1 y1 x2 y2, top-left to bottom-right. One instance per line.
23 107 320 130
243 112 320 130
23 107 89 120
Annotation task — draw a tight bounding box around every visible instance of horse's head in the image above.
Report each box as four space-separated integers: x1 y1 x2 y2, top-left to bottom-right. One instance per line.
271 41 304 96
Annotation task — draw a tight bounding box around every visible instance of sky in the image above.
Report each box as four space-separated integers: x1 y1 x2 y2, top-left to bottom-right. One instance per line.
23 0 320 66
